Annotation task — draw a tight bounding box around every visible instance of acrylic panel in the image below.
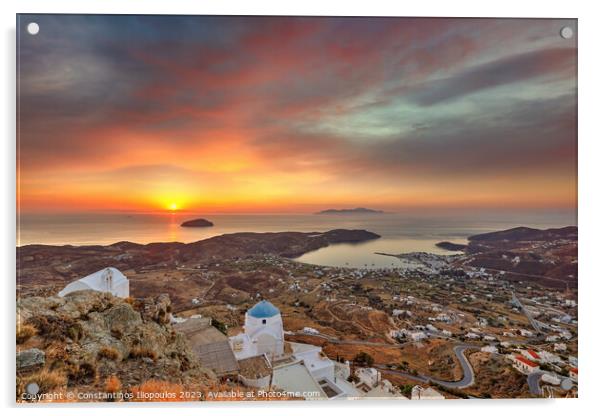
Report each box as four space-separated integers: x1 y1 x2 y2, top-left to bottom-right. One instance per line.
16 15 577 403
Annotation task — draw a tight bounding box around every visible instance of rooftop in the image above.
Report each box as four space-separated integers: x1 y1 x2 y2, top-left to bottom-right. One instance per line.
238 355 272 379
515 355 538 368
174 318 239 376
248 300 280 318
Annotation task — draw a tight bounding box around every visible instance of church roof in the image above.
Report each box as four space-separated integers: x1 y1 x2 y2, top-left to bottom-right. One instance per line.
79 267 128 287
248 300 280 318
59 267 128 297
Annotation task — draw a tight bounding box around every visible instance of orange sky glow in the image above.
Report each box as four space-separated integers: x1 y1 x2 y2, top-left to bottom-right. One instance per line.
17 16 577 214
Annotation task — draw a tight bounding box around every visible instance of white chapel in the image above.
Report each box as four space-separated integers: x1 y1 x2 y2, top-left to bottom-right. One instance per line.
58 267 130 298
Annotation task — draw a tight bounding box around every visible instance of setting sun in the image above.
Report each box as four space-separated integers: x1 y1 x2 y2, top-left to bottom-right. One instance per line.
168 202 179 211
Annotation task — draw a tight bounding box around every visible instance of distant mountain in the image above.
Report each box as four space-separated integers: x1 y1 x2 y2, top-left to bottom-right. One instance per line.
316 207 384 215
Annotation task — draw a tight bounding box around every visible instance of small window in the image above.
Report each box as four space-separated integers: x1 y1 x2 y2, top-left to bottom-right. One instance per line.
262 319 267 324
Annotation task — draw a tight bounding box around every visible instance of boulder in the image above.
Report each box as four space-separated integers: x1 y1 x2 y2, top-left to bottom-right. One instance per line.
142 293 172 324
17 348 45 372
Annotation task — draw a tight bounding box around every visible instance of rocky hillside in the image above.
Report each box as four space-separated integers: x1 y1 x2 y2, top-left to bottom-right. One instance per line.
16 291 216 402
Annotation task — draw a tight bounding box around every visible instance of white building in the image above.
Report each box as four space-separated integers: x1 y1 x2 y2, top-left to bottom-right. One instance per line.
411 385 445 400
511 354 540 374
58 267 129 298
230 300 365 400
409 331 427 341
230 300 285 362
520 349 541 363
519 329 534 337
538 351 561 364
355 367 380 389
481 345 499 354
542 373 561 385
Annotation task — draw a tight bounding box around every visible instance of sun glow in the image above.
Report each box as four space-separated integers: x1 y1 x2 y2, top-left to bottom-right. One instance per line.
168 202 179 211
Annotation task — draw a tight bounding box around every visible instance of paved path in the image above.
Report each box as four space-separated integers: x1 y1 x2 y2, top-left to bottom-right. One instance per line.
527 371 544 396
526 371 572 396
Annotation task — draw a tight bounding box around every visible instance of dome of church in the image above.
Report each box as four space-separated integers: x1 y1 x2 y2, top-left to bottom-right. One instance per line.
248 300 280 318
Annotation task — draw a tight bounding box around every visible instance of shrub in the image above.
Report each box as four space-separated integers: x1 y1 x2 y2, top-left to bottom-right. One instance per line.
67 361 97 384
16 323 37 344
27 315 82 341
129 346 158 361
98 346 120 361
105 375 122 394
211 318 228 335
353 351 375 367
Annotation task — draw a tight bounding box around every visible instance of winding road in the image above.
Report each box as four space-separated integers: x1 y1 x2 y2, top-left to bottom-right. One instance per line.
376 345 476 389
526 370 573 396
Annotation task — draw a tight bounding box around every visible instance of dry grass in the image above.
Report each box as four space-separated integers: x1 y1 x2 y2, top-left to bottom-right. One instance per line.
129 346 158 361
19 368 67 395
16 323 37 344
98 346 120 361
130 380 187 402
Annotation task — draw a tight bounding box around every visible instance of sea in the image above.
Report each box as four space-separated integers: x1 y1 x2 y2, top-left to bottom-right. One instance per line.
17 211 576 269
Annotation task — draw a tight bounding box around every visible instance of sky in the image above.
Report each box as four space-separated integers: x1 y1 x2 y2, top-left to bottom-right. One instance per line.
17 15 577 214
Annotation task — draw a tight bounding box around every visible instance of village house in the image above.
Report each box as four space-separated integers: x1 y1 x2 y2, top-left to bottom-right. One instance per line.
511 354 540 374
411 385 445 400
541 373 561 386
481 345 499 354
520 349 541 363
409 331 427 341
538 350 562 364
355 367 380 389
569 367 578 383
360 379 407 399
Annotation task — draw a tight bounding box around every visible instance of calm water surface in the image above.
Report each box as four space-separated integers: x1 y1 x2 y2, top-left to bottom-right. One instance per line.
18 211 576 268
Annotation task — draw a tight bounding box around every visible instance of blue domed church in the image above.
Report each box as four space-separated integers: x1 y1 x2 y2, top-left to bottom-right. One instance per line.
231 300 285 361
